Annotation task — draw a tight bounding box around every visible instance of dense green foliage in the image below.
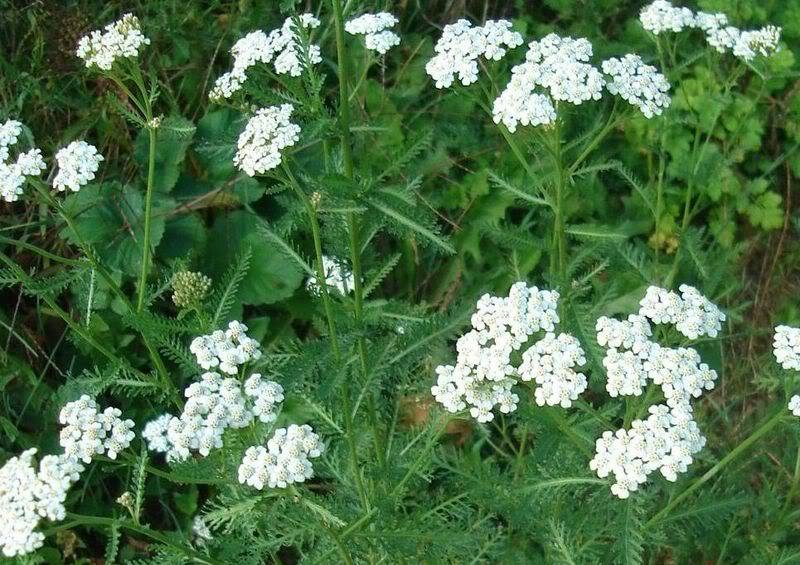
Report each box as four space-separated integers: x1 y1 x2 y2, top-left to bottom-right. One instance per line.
1 0 800 563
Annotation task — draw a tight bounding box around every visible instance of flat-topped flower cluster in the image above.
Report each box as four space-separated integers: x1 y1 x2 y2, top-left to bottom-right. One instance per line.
345 12 400 54
426 19 524 88
210 14 321 101
1 119 104 202
640 1 781 62
1 397 134 557
590 285 725 498
238 424 324 489
143 371 284 462
432 282 588 422
233 104 301 176
492 33 672 131
0 119 45 202
76 13 150 70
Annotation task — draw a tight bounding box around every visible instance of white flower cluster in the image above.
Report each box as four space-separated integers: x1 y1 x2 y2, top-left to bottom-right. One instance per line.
590 403 706 498
189 320 263 374
426 19 523 88
602 54 671 118
52 141 104 192
432 282 587 422
59 395 135 463
591 285 724 497
0 450 83 557
143 372 284 462
774 325 800 417
192 515 213 543
345 12 400 54
789 395 800 417
518 333 587 408
1 397 133 556
639 1 695 34
640 2 781 62
307 255 356 295
209 14 321 101
1 119 46 203
76 13 150 70
238 424 324 490
773 326 800 371
638 284 726 340
492 34 606 132
233 104 300 176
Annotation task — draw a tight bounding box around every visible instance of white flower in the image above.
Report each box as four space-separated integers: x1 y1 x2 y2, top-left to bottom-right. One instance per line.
189 320 262 374
146 325 283 462
233 104 300 176
733 26 781 61
492 34 604 131
774 326 800 371
524 34 605 105
58 395 135 463
76 13 150 70
492 64 556 132
790 395 800 417
238 424 324 489
592 284 722 498
432 282 581 422
306 255 357 295
209 15 321 100
346 13 400 54
1 121 46 202
52 141 104 192
0 119 22 162
638 285 725 338
192 516 213 543
426 19 523 89
602 54 671 118
639 1 695 35
0 449 84 557
518 332 587 408
590 403 705 498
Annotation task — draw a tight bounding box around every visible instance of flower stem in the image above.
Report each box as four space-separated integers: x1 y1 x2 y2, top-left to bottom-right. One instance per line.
282 163 341 362
330 0 385 468
136 123 157 313
645 407 785 529
551 116 567 283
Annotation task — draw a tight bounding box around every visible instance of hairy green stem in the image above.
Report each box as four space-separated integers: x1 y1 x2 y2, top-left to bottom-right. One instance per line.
330 0 385 468
136 123 158 313
282 163 341 362
551 116 567 283
645 407 784 528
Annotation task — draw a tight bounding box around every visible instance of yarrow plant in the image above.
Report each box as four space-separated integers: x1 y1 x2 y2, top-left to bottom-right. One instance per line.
426 19 523 88
1 398 133 556
590 285 724 497
52 141 104 192
1 3 797 563
209 14 321 101
76 13 150 70
639 1 781 62
432 282 587 422
233 104 301 176
345 12 400 54
306 255 356 295
0 119 46 202
238 424 324 490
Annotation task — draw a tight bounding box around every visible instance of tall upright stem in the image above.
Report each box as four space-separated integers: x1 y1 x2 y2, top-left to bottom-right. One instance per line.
136 122 157 313
551 117 567 283
331 0 385 467
282 164 341 362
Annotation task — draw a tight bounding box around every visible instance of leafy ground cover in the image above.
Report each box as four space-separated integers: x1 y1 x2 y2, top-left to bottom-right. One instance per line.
1 0 800 563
